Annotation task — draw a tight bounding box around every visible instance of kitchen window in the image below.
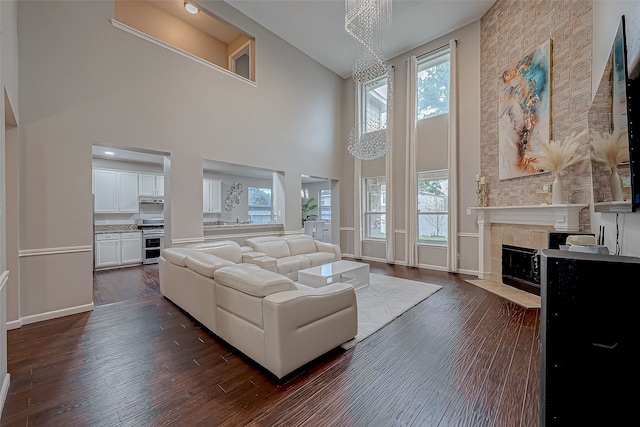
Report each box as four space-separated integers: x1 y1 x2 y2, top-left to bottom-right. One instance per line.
319 189 331 222
248 187 272 224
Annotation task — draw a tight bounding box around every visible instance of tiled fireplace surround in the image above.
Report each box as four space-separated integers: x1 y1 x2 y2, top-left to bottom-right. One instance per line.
470 204 587 284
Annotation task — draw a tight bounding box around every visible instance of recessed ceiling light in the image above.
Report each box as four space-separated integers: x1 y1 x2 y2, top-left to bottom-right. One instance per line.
184 2 199 14
104 151 115 155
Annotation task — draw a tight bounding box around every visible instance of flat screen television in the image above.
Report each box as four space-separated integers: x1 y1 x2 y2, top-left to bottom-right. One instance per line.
623 14 640 210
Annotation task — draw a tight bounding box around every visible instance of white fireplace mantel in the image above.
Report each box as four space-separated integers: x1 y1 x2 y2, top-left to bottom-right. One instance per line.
468 204 587 231
468 204 588 279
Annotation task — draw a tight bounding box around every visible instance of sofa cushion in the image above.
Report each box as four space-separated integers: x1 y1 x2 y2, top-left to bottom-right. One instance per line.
184 252 236 278
214 264 296 297
161 248 194 267
303 251 336 267
285 235 317 255
252 240 292 259
190 240 238 250
276 255 311 278
199 244 243 264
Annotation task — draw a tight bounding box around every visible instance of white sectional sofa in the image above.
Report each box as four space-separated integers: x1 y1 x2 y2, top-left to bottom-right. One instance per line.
243 234 341 280
159 240 357 379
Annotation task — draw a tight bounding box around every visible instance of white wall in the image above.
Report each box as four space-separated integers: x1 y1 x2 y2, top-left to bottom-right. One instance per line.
14 1 345 322
592 1 640 258
1 0 18 415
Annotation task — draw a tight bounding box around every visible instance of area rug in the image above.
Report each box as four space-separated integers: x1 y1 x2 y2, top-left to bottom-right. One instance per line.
340 273 442 349
465 279 541 309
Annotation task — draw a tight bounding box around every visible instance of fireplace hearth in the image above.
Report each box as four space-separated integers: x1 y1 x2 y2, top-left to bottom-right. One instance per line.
502 244 541 295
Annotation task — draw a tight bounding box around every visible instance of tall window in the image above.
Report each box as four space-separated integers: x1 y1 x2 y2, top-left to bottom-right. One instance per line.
363 76 388 134
418 170 448 244
319 189 331 221
364 177 386 239
417 51 450 120
248 187 272 224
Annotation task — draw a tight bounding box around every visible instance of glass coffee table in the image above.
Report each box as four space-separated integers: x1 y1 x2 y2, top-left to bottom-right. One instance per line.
298 260 369 290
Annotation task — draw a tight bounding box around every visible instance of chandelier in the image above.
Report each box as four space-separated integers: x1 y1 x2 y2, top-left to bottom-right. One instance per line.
345 0 393 160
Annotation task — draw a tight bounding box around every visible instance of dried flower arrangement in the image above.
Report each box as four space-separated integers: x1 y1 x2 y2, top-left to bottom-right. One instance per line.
590 129 629 169
591 129 629 201
532 130 588 174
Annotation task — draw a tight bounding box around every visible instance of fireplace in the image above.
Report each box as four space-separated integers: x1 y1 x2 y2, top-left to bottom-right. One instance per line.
468 204 587 285
502 244 540 295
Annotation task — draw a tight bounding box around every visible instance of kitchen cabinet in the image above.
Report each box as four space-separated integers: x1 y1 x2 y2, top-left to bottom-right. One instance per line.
93 169 139 213
120 232 143 264
95 232 142 268
95 233 120 268
203 179 222 213
139 173 164 197
94 170 117 213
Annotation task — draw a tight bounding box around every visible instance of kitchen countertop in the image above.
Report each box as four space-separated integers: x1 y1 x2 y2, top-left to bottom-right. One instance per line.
203 222 284 233
94 224 140 234
204 221 280 228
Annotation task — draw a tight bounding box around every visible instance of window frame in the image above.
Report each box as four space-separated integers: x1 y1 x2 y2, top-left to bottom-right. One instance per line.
360 74 389 135
319 189 331 222
247 186 273 224
416 50 451 121
417 170 449 245
363 176 386 240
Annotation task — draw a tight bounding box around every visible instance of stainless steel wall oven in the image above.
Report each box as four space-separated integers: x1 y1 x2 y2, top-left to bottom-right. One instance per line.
137 218 164 265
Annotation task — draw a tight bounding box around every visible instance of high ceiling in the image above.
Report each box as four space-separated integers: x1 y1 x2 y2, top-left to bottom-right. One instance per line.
223 0 496 78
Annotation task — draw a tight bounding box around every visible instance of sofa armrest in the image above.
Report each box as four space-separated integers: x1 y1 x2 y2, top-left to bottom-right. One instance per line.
262 283 357 378
242 251 267 260
263 282 358 330
314 241 341 259
243 254 277 272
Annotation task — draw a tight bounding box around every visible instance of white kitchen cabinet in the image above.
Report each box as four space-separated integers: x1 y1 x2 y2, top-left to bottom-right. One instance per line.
94 170 117 213
139 173 164 197
203 179 222 213
95 233 120 268
156 175 165 197
93 169 139 213
118 172 139 212
120 232 143 264
95 232 142 269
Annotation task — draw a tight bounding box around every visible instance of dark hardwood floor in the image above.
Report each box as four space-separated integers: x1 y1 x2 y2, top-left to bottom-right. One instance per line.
1 259 540 426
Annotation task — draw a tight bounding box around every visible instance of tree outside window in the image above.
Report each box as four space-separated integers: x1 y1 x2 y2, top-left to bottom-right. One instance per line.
418 171 448 243
248 187 272 224
417 51 450 121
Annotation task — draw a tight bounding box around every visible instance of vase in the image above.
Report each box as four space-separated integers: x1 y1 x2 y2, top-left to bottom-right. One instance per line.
610 168 623 201
552 173 563 204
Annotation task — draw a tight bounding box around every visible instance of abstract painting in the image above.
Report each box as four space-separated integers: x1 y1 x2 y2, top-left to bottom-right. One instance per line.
499 39 552 180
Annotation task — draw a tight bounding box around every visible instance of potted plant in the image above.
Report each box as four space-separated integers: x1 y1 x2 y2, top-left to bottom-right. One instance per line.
301 197 318 227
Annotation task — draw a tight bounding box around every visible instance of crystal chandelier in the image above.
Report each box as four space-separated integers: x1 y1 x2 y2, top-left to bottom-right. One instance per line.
345 0 393 160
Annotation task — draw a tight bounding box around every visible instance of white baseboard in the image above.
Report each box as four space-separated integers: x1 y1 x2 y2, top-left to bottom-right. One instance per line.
416 263 449 272
6 320 21 331
0 373 10 418
20 302 94 326
456 267 480 276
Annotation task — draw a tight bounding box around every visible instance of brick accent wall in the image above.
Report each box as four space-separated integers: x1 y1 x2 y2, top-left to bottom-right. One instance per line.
480 0 593 231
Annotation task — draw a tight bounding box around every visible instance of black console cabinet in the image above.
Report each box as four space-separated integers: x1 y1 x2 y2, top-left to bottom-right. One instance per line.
539 249 640 426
